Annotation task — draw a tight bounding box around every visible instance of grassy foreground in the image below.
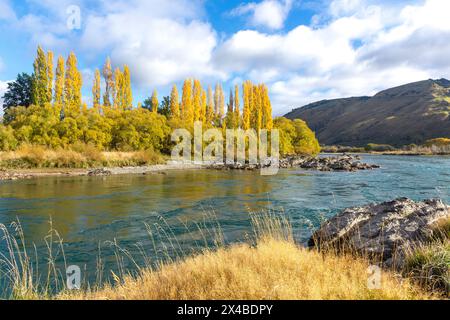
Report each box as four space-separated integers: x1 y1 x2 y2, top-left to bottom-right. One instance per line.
59 238 431 300
0 144 164 169
2 213 445 300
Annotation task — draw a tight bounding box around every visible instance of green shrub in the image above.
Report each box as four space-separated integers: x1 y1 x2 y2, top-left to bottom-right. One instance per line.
365 143 396 152
404 219 450 296
0 125 18 151
424 138 450 147
404 242 449 295
274 117 321 156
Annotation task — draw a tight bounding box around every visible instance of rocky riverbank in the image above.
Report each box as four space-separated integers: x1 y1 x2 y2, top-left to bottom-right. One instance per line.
284 154 380 171
0 155 379 181
308 198 450 269
0 163 204 180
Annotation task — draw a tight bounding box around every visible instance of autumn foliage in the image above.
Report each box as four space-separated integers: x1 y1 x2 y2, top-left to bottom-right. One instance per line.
0 46 320 158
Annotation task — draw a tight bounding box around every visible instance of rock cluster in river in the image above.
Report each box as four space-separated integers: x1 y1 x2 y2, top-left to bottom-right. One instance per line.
87 168 112 176
289 155 380 171
0 170 33 181
308 198 450 268
207 155 379 172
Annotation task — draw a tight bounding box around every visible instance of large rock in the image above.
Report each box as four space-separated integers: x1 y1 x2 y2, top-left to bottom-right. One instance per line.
308 198 450 268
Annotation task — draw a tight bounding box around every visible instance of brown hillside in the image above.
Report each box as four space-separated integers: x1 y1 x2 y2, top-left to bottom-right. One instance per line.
284 79 450 146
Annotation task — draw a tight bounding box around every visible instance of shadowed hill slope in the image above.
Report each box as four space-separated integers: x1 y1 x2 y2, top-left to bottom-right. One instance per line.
284 79 450 146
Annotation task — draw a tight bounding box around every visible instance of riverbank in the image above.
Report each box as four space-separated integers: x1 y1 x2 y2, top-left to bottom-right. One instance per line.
0 163 205 181
322 143 450 156
0 155 375 181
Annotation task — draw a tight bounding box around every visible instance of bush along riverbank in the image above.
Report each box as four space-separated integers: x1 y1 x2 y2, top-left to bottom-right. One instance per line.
322 138 450 155
1 200 448 300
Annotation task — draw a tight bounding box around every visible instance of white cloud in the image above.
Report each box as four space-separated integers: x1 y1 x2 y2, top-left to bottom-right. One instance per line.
217 0 450 114
231 0 293 30
329 0 364 17
1 0 449 115
78 0 221 88
0 0 16 21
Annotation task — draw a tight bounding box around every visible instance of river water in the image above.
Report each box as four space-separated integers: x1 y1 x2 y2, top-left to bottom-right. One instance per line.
0 155 449 293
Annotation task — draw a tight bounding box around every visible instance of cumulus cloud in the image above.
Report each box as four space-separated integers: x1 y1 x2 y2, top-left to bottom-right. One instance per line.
77 0 222 87
218 0 450 114
0 0 16 21
1 0 449 115
231 0 294 30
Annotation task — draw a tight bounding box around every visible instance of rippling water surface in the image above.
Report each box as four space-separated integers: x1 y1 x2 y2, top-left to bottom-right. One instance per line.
1 155 449 290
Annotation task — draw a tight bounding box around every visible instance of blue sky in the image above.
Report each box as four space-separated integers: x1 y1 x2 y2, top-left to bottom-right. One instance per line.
0 0 449 115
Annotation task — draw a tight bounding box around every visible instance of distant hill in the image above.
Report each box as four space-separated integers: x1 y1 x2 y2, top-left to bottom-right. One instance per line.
284 79 450 146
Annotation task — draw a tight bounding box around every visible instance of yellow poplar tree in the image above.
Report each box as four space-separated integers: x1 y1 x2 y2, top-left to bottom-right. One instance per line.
214 83 225 118
262 84 273 130
242 81 252 130
234 85 240 129
251 85 262 131
151 89 159 113
207 85 214 123
47 51 54 103
92 69 101 108
182 79 193 123
114 68 124 109
64 51 82 114
102 57 114 107
123 65 133 110
32 46 50 106
201 89 207 124
54 55 65 105
193 79 202 122
170 85 180 119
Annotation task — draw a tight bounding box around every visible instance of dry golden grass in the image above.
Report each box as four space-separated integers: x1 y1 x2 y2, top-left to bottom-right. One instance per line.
0 144 164 169
60 238 431 300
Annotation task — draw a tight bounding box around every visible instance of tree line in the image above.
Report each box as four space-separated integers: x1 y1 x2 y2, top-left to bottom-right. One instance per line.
0 46 320 156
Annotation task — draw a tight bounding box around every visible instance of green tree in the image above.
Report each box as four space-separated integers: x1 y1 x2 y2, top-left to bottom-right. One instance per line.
274 117 320 156
2 73 33 123
159 96 171 117
0 125 18 150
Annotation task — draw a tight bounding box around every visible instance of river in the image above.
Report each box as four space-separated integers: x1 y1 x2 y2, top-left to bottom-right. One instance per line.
0 154 449 294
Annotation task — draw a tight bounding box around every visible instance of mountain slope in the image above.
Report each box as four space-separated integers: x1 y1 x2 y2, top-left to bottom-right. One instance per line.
284 79 450 146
